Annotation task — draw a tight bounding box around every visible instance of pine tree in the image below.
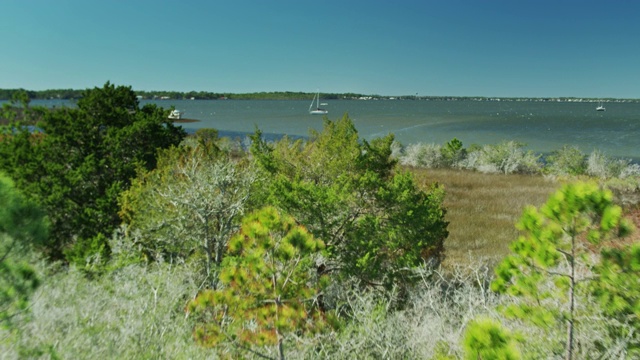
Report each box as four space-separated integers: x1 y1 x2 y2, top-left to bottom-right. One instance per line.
492 181 633 359
187 207 333 359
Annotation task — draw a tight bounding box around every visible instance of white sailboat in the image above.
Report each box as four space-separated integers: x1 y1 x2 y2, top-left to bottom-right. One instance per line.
596 101 606 111
309 91 328 115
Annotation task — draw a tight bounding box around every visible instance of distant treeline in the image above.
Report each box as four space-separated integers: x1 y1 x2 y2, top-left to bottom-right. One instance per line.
1 88 638 102
0 88 370 101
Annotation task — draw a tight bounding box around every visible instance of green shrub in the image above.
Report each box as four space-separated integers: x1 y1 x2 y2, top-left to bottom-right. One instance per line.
441 138 467 167
545 145 587 176
463 317 521 360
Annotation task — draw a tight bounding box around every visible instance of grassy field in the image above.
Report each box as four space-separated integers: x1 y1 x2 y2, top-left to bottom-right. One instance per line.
410 168 561 270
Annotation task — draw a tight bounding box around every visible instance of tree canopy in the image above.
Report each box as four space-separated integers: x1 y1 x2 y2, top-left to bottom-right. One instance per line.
0 82 186 264
119 132 255 285
250 114 448 290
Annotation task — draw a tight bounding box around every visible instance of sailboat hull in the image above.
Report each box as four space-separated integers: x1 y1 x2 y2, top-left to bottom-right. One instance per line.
310 109 328 115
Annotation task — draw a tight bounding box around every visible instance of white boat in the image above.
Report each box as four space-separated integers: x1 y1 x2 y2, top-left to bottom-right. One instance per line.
309 91 328 115
168 109 183 120
596 101 606 111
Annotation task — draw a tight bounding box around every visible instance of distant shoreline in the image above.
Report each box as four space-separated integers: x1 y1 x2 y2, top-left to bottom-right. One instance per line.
1 88 639 103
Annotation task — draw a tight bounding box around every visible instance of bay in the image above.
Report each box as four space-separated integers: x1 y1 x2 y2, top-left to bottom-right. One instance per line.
17 99 640 161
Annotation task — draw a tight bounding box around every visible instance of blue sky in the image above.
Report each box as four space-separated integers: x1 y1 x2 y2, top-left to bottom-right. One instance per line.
2 0 639 98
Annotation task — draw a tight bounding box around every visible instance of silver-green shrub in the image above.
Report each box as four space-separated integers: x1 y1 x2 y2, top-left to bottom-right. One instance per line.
400 142 444 168
586 150 639 179
295 265 503 359
461 141 542 174
2 260 631 359
2 263 210 359
620 163 640 179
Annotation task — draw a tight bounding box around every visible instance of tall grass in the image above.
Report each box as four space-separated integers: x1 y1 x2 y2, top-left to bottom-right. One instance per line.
410 168 560 270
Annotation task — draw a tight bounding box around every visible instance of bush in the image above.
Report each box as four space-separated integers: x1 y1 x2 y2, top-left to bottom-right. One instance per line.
441 138 467 168
397 138 467 169
250 115 448 291
119 139 256 287
463 316 521 360
303 265 502 359
587 150 640 180
545 145 587 176
2 263 207 359
461 141 542 174
400 142 444 168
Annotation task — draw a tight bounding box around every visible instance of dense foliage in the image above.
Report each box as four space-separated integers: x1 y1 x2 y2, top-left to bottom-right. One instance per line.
0 82 186 264
250 115 448 291
492 182 634 359
188 207 332 359
119 131 255 286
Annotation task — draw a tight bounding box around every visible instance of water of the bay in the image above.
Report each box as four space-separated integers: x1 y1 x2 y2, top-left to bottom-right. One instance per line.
21 99 640 161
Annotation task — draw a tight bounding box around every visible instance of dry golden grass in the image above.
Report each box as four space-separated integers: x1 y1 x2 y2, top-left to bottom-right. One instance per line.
409 167 560 270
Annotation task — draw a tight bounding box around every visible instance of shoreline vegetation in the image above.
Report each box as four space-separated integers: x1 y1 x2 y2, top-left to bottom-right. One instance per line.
0 88 639 102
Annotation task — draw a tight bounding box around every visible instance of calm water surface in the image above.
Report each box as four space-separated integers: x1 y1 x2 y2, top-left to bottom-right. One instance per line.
23 99 640 160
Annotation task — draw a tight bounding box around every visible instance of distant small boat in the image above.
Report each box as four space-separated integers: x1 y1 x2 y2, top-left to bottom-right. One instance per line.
309 91 328 115
596 101 606 111
168 109 183 120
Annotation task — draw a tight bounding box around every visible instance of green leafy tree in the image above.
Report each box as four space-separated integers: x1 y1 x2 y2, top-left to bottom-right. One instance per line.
188 207 333 360
250 114 448 290
0 82 186 264
119 136 255 287
0 172 48 328
492 181 633 360
463 317 521 360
